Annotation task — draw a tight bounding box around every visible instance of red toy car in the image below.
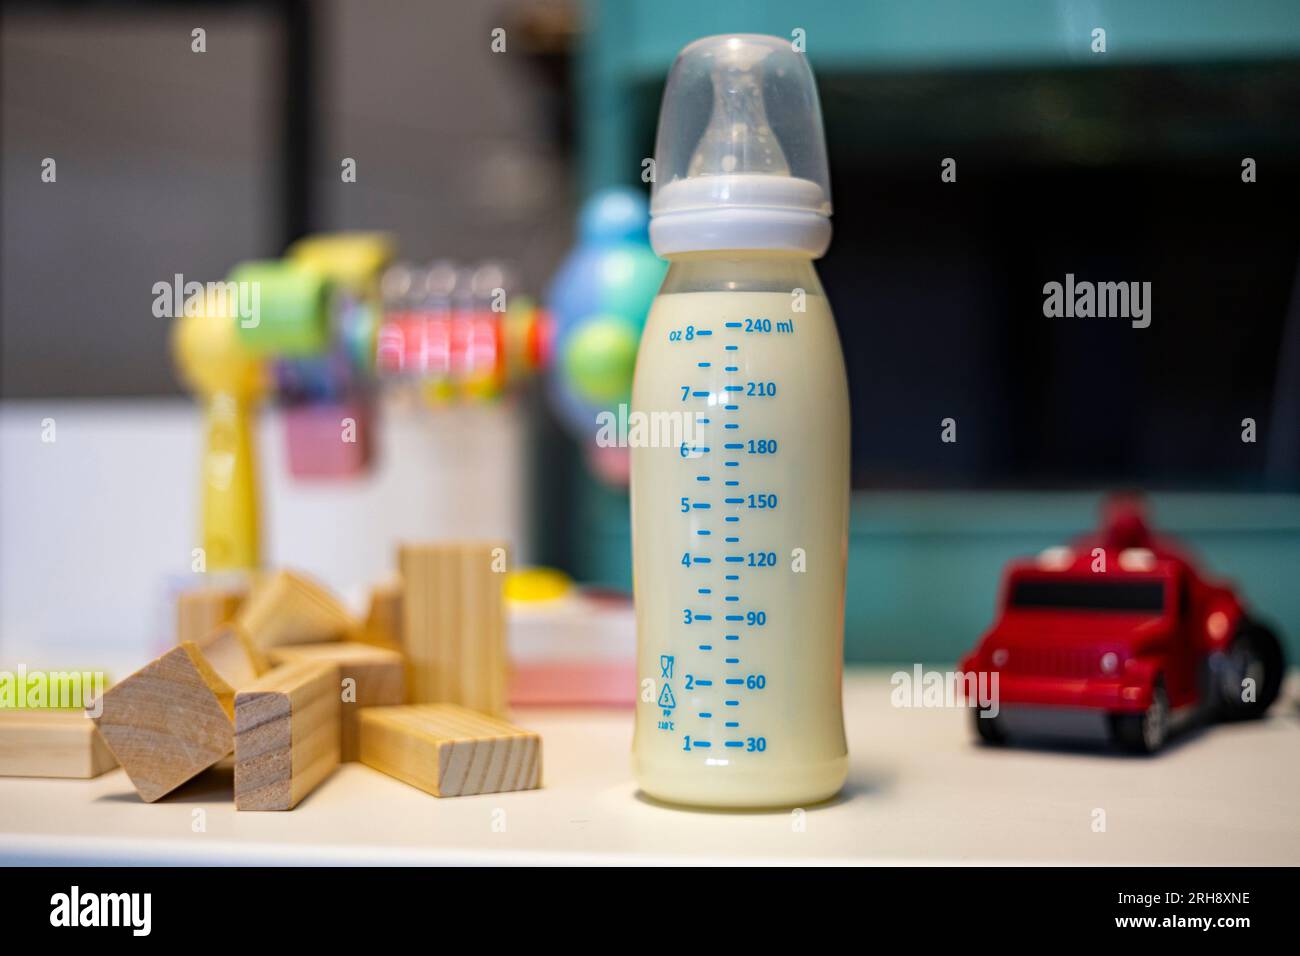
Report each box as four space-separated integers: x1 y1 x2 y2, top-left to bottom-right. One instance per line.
960 496 1286 754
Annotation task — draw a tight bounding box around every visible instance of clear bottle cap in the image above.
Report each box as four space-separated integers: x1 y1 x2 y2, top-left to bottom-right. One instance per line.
650 34 832 257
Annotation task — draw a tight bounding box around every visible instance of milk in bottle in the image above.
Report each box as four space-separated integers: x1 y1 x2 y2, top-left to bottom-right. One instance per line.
631 35 850 807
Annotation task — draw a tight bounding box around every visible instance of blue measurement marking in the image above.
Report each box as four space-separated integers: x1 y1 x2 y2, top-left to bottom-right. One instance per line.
724 321 742 328
680 337 767 753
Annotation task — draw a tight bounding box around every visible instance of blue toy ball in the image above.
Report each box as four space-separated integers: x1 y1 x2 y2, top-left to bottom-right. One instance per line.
546 188 666 441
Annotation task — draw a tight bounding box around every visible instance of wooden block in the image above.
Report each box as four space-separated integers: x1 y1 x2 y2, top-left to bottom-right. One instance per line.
236 570 354 652
176 583 247 645
0 711 117 779
192 623 268 690
355 578 403 653
234 660 340 810
359 704 540 797
269 642 404 761
91 643 235 802
398 543 507 715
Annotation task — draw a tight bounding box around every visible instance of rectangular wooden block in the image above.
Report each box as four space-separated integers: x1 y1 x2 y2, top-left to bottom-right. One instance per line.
0 711 118 779
268 642 404 761
91 643 235 802
176 583 247 646
235 660 340 810
236 570 355 652
192 624 268 690
358 704 540 797
356 578 403 653
399 543 507 715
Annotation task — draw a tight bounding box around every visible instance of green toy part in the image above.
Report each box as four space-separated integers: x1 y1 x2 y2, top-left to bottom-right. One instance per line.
563 314 640 405
230 260 332 357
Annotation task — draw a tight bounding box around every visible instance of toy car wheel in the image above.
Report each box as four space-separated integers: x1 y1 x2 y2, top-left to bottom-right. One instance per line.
971 705 1006 746
1215 620 1285 721
1109 680 1168 754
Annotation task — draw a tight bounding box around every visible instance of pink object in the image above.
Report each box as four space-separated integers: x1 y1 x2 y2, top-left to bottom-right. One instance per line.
510 661 635 708
507 589 636 708
283 400 373 478
586 443 630 486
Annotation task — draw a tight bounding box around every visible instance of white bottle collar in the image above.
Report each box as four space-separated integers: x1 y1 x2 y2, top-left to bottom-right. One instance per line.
649 174 832 258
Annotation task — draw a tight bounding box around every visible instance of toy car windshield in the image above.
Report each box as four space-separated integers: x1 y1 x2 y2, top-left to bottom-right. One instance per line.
1009 579 1166 613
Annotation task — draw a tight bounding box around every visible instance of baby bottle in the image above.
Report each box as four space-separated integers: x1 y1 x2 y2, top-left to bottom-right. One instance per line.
630 34 850 807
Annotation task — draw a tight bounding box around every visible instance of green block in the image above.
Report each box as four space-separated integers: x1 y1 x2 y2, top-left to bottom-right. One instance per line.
230 261 331 356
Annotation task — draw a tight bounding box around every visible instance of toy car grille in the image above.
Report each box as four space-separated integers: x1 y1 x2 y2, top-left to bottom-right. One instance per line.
1003 646 1098 677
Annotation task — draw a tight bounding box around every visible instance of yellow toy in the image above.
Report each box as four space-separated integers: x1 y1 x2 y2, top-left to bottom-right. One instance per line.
171 233 394 568
287 232 394 299
171 289 268 571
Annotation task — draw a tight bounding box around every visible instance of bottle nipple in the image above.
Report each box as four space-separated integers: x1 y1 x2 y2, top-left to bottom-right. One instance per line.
649 34 832 257
686 40 791 179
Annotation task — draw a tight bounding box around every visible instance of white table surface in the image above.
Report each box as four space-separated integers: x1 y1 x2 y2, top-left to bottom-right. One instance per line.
3 669 1298 866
